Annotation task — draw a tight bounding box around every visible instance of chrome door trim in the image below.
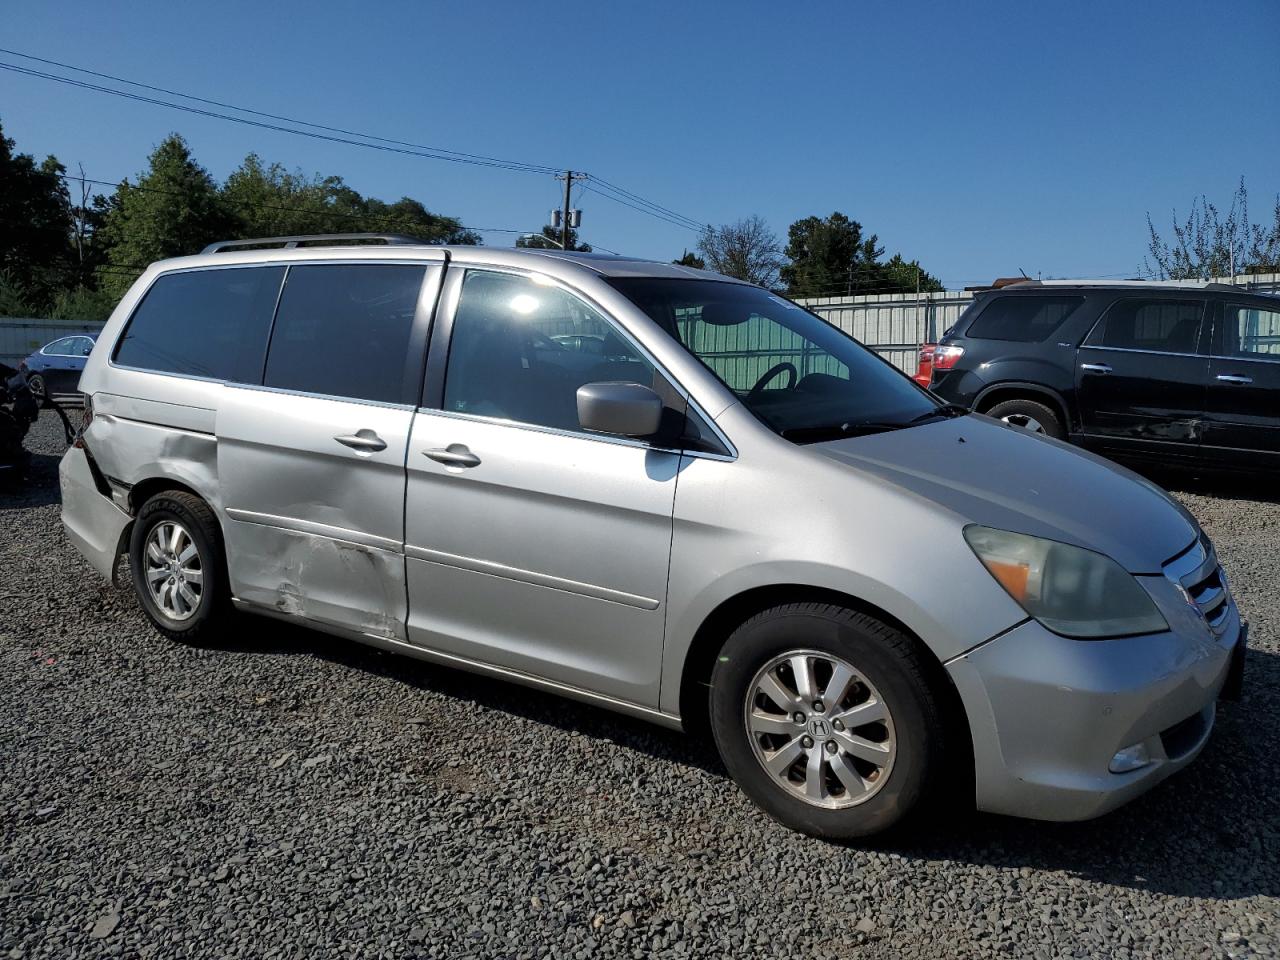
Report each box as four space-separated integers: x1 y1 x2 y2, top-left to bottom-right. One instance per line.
225 507 401 553
404 543 661 610
231 596 684 730
1209 353 1280 365
1077 344 1205 360
1215 374 1254 385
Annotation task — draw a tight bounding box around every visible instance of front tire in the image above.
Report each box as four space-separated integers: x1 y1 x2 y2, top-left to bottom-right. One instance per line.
128 491 232 642
710 603 944 839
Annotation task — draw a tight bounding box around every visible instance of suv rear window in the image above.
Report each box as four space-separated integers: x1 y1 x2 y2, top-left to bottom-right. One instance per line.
115 267 285 382
964 296 1084 342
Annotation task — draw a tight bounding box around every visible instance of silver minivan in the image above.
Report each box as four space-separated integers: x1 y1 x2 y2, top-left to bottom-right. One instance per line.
60 235 1246 838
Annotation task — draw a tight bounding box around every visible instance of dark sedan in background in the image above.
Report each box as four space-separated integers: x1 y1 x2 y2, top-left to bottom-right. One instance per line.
18 333 96 405
924 281 1280 473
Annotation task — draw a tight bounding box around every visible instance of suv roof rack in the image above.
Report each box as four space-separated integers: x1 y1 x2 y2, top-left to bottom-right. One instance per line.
201 233 427 255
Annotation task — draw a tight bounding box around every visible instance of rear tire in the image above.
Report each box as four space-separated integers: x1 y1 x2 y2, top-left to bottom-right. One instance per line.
128 491 233 642
985 397 1065 440
709 603 944 840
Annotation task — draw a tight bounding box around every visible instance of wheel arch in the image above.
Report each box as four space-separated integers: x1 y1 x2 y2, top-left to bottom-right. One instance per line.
677 584 974 796
973 381 1072 431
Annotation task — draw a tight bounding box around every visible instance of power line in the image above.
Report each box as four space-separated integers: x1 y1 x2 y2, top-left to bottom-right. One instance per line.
0 46 563 175
0 48 708 234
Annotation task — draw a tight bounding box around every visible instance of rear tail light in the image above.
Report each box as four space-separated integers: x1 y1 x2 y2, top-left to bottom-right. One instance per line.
914 343 936 388
73 394 93 448
931 344 966 372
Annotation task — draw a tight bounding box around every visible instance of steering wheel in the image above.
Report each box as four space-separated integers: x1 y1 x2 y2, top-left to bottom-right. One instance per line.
747 361 797 400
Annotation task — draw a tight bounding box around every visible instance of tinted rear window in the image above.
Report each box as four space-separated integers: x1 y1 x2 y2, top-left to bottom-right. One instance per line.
263 264 425 404
114 267 285 382
964 295 1084 342
1086 299 1204 354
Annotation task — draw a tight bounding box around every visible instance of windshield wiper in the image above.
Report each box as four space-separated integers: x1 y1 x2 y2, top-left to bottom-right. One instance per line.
907 403 969 424
780 421 910 443
781 405 970 443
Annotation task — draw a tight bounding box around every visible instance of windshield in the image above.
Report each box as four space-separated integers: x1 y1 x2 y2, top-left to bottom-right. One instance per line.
607 277 948 442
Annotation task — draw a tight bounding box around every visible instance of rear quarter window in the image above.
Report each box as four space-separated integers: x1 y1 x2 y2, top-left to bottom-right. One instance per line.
114 267 286 382
964 296 1084 342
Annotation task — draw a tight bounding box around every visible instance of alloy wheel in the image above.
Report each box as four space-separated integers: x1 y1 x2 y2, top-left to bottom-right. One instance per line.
143 520 204 621
744 650 896 809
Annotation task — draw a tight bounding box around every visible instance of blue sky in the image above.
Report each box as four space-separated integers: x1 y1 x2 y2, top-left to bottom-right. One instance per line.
2 0 1277 288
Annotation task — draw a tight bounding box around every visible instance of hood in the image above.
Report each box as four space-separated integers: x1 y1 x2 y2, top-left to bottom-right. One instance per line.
813 415 1197 573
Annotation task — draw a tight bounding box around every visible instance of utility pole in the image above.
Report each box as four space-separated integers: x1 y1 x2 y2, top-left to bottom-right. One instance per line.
553 170 587 250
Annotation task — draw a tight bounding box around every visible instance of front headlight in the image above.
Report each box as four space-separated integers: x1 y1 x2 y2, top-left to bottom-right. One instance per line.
964 525 1168 639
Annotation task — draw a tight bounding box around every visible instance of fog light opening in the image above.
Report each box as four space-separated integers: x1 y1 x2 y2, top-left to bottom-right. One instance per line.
1109 742 1153 774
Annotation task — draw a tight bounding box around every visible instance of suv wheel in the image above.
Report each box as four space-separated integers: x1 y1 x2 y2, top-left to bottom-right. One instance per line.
709 603 943 839
26 373 47 408
128 490 232 642
985 398 1065 440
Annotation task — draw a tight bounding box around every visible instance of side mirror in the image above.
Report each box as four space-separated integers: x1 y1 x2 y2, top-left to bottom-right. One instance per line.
576 381 664 438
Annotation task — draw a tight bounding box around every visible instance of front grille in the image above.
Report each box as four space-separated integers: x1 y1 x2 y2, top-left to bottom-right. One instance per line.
1164 535 1232 637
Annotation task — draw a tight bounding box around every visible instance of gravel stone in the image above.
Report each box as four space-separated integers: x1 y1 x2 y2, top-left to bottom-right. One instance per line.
2 411 1278 959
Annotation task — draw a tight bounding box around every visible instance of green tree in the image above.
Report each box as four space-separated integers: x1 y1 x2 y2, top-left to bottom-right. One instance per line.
782 212 944 296
879 253 944 293
780 212 875 297
672 250 705 269
516 224 590 251
222 154 481 243
98 134 236 299
0 119 73 309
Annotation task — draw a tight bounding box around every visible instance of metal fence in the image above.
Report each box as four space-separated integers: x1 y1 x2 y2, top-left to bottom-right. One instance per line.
795 271 1280 373
0 318 105 366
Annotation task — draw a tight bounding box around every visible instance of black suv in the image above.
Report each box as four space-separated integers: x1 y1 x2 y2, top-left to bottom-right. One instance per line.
928 281 1280 471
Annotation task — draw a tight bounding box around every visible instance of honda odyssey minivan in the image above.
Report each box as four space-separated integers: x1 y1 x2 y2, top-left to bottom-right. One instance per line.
60 235 1246 838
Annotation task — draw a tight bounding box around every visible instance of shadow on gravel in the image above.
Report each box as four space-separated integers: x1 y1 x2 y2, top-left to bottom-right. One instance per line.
210 615 727 775
0 452 63 510
201 614 1277 902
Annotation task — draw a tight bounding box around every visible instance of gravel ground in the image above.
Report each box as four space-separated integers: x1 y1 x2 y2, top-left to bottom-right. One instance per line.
1 410 1277 960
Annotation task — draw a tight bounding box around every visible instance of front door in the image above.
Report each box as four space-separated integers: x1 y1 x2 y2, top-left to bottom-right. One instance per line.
1075 296 1209 460
219 260 441 639
1204 299 1280 469
403 267 680 706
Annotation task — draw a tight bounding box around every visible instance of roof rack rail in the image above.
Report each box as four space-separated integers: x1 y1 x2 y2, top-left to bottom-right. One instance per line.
201 233 427 255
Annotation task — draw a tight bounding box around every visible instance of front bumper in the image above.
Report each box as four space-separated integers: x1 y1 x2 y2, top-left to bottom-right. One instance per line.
59 445 131 582
947 598 1244 822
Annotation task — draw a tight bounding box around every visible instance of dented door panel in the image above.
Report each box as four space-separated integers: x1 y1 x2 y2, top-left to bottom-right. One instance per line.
217 385 415 640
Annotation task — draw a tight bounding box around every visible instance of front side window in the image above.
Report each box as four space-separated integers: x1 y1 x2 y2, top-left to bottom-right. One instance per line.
264 264 425 404
964 295 1084 342
1225 303 1280 359
608 277 943 442
1085 299 1204 354
115 267 285 381
443 270 657 432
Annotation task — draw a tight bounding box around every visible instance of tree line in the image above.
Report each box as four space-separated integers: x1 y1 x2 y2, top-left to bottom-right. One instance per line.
0 119 479 321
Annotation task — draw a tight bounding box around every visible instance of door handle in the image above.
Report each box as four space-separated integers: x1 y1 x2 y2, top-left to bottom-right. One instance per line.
1080 363 1112 374
424 444 481 468
1216 374 1253 385
334 430 387 452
